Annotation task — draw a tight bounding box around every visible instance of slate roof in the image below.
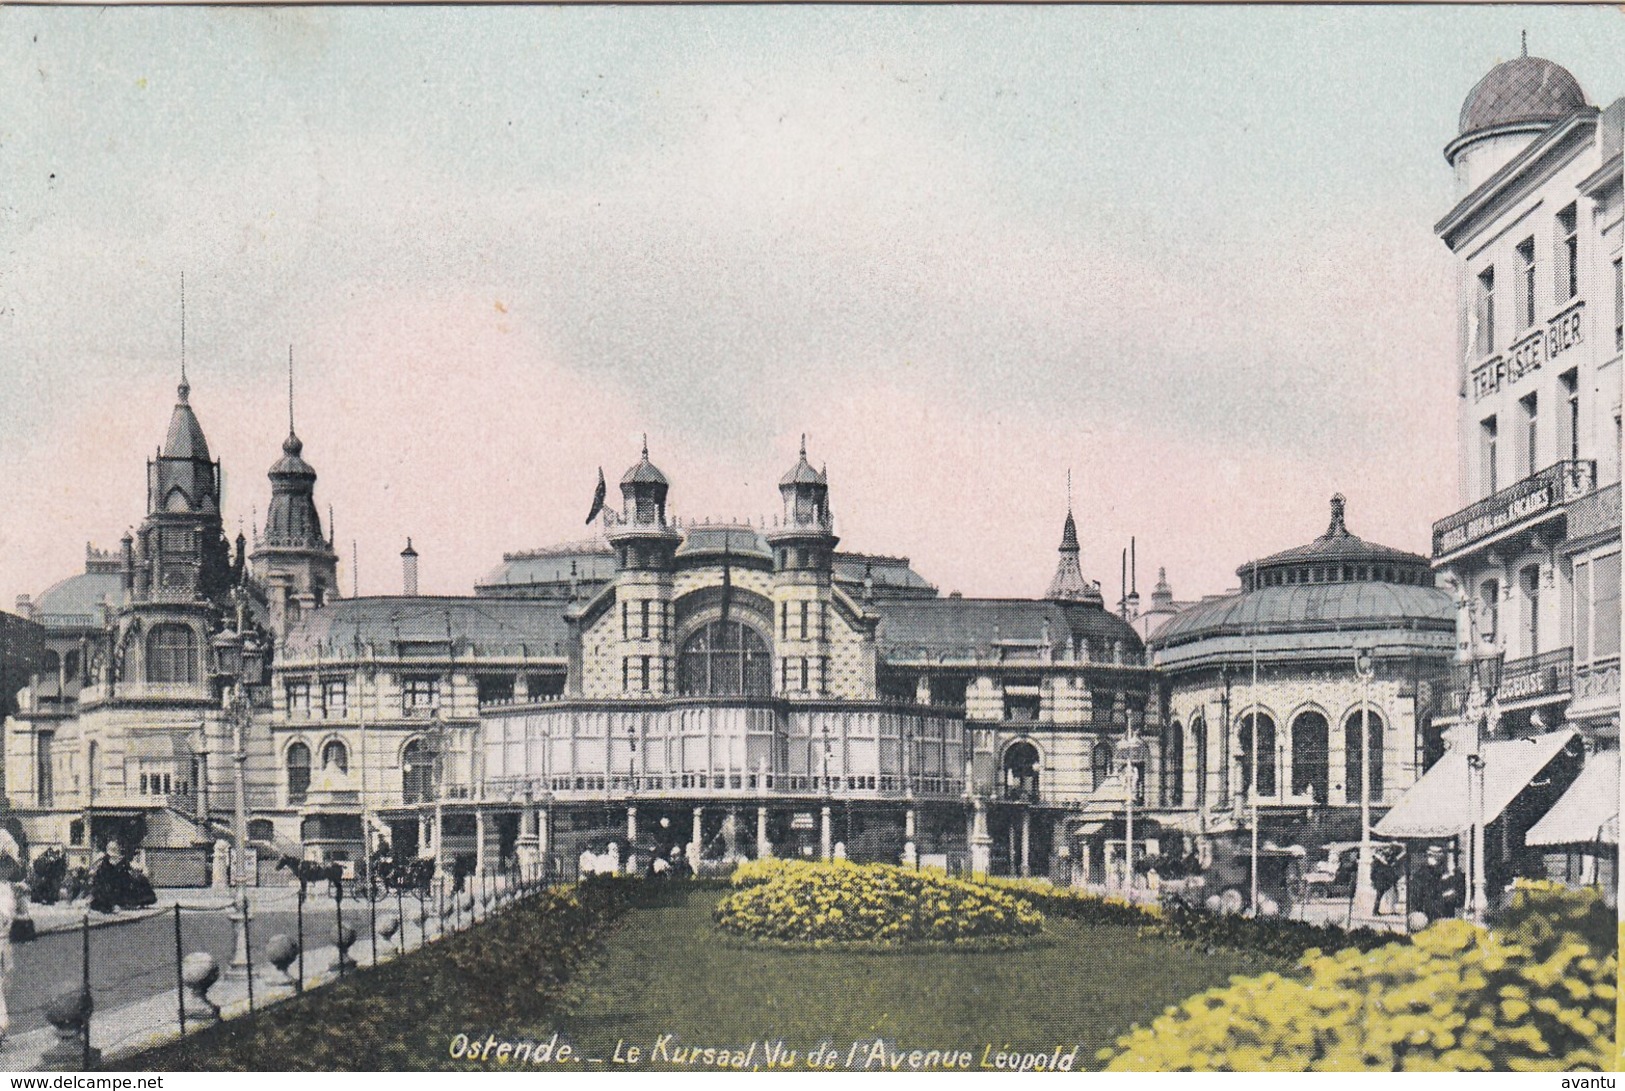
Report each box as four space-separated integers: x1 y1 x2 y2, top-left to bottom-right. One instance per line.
1150 583 1454 650
281 596 572 658
873 598 1143 662
477 539 616 590
1459 55 1587 137
832 553 937 596
676 525 772 561
163 385 212 462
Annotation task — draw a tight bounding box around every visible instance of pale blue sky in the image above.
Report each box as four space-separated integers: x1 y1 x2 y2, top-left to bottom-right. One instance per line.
2 6 1621 604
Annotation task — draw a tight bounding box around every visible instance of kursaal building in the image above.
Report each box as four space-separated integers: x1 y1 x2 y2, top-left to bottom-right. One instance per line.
0 47 1618 906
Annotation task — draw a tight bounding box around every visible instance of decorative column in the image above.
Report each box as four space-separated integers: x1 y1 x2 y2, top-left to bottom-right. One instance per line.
1020 809 1032 878
905 807 917 840
690 806 703 868
819 805 832 862
537 806 551 880
756 806 771 858
969 798 992 878
474 807 487 878
627 805 638 845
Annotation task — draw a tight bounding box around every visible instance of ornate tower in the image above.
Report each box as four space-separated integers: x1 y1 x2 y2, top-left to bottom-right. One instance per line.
250 352 339 635
767 436 840 696
1045 493 1102 607
606 438 680 693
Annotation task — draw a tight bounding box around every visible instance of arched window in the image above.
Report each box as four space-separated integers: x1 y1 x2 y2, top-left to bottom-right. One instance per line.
321 740 348 774
1237 712 1277 797
1191 716 1208 806
63 650 80 682
1160 721 1184 807
1002 741 1040 802
402 739 434 804
1090 740 1113 791
41 649 60 679
286 742 311 805
678 620 771 697
1343 708 1385 803
146 624 197 684
1291 711 1330 803
1479 578 1500 643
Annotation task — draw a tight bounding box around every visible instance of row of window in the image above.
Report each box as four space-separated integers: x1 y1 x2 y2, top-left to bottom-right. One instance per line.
621 599 672 641
779 599 829 642
1478 371 1583 495
1473 205 1584 357
1158 710 1385 808
285 739 352 803
1475 550 1621 663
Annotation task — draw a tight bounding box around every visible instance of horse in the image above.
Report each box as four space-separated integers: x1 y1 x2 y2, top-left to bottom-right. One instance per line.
276 854 346 898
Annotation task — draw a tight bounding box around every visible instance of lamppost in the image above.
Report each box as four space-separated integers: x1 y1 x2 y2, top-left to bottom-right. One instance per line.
1118 707 1147 895
430 708 446 877
1352 644 1377 918
820 723 833 861
224 629 264 982
1457 593 1503 923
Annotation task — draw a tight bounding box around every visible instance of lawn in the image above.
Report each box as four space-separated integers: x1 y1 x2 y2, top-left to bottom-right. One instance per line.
124 881 1287 1072
561 888 1284 1071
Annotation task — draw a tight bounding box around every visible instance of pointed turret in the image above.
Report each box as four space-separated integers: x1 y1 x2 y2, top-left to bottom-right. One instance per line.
768 435 838 574
1045 497 1103 606
251 348 339 614
608 436 680 573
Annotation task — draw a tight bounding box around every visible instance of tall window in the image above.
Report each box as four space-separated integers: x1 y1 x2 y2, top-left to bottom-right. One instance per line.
1480 578 1500 644
1160 721 1184 807
321 739 348 774
1520 393 1539 476
1290 711 1330 803
402 739 434 804
1476 266 1496 356
1521 564 1542 657
1557 204 1579 302
35 732 53 806
286 679 313 715
1090 740 1113 791
1614 257 1622 351
1342 709 1385 803
1562 371 1581 463
639 600 650 639
323 678 347 717
1191 716 1208 806
1592 549 1618 660
1480 416 1499 496
1237 713 1277 796
145 624 197 684
1517 237 1537 329
286 742 311 804
678 621 771 697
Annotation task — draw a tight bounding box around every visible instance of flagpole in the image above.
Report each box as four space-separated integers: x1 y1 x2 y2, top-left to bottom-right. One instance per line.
1250 558 1259 914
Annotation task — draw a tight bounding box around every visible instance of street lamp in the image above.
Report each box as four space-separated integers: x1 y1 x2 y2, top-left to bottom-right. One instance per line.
224 628 264 983
1118 707 1147 895
1352 644 1377 918
1457 595 1504 923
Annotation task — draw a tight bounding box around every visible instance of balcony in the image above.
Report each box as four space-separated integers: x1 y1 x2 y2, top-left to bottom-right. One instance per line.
1433 461 1596 560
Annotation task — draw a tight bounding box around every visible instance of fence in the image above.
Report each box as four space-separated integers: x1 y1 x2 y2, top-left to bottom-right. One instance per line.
8 858 555 1071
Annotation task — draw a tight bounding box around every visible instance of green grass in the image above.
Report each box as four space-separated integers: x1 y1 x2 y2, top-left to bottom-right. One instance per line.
559 890 1287 1070
123 882 1289 1072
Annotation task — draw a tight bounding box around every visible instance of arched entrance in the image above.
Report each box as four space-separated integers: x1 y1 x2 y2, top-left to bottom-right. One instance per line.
1290 711 1330 803
1001 741 1040 802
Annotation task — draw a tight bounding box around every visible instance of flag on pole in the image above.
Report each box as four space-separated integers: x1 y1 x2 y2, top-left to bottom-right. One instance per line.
585 467 607 525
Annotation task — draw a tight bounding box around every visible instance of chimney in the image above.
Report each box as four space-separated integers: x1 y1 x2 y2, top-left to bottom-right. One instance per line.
13 594 31 620
401 538 419 596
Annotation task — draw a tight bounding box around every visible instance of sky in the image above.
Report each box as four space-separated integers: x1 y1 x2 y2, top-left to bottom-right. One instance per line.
2 5 1621 608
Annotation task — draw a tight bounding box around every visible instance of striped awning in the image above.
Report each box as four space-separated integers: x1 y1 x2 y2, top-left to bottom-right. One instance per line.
1375 728 1578 839
1527 750 1619 847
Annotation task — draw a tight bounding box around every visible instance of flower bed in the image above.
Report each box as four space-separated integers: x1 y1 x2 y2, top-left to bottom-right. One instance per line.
1101 885 1618 1071
715 860 1043 946
983 876 1162 928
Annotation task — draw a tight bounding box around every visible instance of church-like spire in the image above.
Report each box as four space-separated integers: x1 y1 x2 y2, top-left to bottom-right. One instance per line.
1045 474 1101 605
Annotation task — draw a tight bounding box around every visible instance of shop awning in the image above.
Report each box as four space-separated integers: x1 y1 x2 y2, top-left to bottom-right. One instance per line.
1527 750 1619 847
1374 728 1578 839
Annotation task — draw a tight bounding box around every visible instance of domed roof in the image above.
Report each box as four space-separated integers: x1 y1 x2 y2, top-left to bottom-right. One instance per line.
779 435 827 488
1150 582 1454 650
269 431 315 478
1238 495 1431 590
621 437 668 487
1459 53 1586 137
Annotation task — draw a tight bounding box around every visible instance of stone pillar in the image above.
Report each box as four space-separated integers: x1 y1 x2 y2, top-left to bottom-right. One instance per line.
905 808 917 840
627 805 638 846
756 806 771 858
474 808 487 877
969 800 992 878
1020 809 1032 878
538 807 551 879
820 805 832 862
690 806 703 868
417 814 429 857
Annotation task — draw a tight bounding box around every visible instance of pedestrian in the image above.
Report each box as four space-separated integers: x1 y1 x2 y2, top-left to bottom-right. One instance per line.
0 829 20 1047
